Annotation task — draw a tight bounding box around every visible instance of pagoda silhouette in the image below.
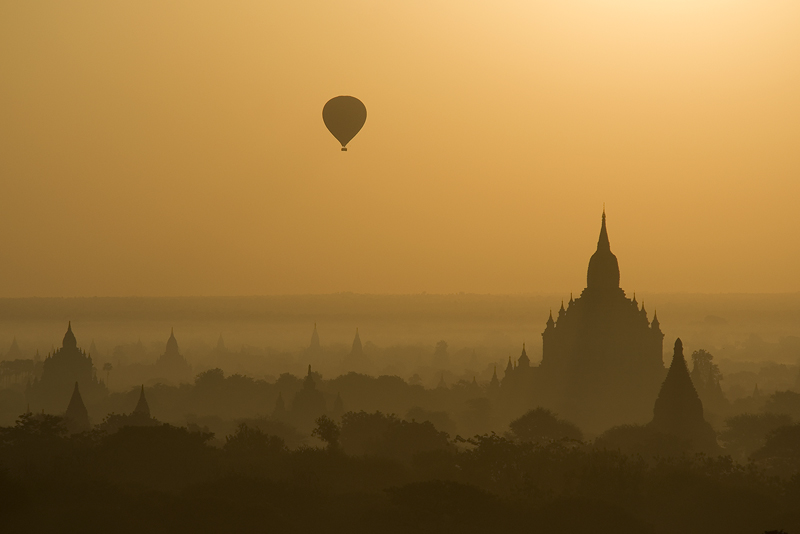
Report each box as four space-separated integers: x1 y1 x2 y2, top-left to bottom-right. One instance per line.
64 381 91 434
516 211 666 431
290 364 326 430
154 328 192 384
28 322 105 413
650 338 719 452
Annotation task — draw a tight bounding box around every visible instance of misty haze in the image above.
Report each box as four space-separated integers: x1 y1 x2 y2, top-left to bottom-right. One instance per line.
2 2 800 534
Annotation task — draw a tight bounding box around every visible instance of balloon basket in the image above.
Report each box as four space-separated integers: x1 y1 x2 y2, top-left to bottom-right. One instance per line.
341 147 347 151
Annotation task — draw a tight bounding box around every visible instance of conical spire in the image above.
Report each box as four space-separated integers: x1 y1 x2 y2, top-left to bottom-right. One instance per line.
518 342 530 368
651 310 661 330
350 328 363 356
546 310 555 328
216 334 225 351
651 339 717 451
133 385 150 417
63 322 77 350
597 209 610 251
65 382 90 433
653 339 701 421
490 365 500 388
309 323 320 351
505 356 513 375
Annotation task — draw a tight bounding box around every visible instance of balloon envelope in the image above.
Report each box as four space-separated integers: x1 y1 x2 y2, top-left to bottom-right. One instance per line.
323 96 367 151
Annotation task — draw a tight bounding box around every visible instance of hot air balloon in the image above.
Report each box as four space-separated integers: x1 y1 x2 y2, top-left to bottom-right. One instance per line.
322 96 367 151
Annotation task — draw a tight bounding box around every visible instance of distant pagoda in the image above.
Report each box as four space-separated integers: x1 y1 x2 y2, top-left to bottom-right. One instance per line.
64 381 91 434
309 323 321 354
154 328 192 383
29 322 104 412
343 328 367 373
132 385 151 418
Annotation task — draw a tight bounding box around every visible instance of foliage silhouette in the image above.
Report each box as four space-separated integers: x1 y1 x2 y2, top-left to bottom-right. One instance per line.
507 407 583 443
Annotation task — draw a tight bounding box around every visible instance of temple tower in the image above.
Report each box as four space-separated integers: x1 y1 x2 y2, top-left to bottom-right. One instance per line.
64 381 91 434
133 385 150 418
154 328 192 383
650 339 718 452
537 211 666 432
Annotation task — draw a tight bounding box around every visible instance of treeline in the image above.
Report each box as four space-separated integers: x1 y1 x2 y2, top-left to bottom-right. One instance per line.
1 410 798 534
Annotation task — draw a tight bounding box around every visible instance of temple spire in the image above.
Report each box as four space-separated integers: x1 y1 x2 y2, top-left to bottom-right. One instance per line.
650 338 718 452
351 328 363 356
133 385 150 418
303 364 317 390
309 323 320 351
518 343 530 368
586 209 620 289
62 321 77 350
65 381 90 433
597 209 610 251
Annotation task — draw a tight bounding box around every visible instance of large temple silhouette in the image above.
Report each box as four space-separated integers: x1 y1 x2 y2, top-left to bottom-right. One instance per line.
27 322 105 413
504 211 666 432
154 328 192 384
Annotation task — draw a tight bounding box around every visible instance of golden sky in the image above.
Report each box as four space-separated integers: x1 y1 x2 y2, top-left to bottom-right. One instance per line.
1 1 798 296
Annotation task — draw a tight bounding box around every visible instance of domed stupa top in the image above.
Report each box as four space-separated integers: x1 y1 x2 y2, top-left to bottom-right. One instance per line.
587 209 620 290
62 322 78 350
165 328 179 354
